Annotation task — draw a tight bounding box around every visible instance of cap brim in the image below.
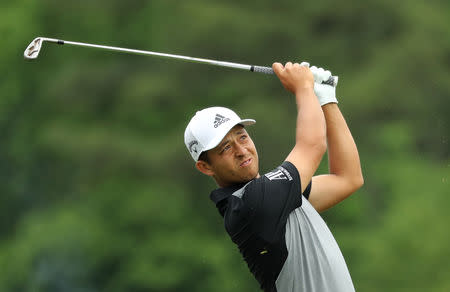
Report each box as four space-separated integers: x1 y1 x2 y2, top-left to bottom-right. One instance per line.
239 119 256 126
203 119 256 153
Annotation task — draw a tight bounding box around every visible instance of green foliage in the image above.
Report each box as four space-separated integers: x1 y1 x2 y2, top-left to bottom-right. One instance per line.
1 0 448 291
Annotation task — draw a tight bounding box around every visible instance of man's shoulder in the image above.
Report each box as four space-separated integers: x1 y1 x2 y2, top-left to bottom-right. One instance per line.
241 161 300 204
245 161 299 189
210 161 301 212
263 161 298 182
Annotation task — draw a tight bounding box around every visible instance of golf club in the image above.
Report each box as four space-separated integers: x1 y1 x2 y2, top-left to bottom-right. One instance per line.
24 37 337 86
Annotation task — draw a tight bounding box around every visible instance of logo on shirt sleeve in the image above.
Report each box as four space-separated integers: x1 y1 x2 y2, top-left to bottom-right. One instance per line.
265 166 293 181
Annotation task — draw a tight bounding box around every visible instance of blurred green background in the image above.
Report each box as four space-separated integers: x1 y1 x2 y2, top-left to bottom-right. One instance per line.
1 0 449 291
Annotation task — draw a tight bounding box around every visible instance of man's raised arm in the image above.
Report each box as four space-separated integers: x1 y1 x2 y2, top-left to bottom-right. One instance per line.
272 62 327 193
308 67 364 212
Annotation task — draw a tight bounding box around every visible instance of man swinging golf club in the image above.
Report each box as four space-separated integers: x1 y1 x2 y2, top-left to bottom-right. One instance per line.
184 61 363 292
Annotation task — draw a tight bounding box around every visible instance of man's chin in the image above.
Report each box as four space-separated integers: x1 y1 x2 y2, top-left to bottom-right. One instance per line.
239 170 259 183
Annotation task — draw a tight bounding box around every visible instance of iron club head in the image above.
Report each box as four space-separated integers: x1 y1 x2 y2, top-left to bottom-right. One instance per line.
24 37 43 60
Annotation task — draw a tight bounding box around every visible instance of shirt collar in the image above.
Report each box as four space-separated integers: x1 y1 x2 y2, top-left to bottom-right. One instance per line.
209 183 246 217
209 183 246 205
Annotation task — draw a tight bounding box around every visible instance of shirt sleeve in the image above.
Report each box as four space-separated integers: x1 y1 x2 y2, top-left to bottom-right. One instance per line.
282 161 312 199
242 161 311 242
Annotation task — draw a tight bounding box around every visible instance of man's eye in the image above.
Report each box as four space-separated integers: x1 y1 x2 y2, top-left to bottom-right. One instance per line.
240 135 247 140
220 145 231 154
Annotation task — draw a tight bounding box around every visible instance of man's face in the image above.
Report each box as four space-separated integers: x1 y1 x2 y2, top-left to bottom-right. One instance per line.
204 125 259 187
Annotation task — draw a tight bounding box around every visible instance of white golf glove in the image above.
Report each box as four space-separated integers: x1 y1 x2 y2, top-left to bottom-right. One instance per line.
310 66 338 106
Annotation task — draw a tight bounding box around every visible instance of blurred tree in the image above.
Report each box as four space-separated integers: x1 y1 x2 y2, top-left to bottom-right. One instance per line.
0 0 448 291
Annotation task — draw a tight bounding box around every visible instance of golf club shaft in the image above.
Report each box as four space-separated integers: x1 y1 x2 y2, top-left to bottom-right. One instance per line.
25 37 337 85
64 39 256 71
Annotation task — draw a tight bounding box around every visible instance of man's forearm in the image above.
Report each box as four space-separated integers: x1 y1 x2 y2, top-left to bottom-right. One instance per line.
296 87 327 147
322 103 363 185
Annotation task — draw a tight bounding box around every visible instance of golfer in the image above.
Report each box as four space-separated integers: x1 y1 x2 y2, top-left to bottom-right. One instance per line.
184 62 363 292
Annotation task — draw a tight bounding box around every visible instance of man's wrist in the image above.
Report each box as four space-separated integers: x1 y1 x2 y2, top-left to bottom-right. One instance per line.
322 102 338 109
295 85 315 97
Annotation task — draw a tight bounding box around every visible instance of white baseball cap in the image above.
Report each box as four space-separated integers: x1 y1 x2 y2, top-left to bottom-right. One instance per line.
184 107 256 161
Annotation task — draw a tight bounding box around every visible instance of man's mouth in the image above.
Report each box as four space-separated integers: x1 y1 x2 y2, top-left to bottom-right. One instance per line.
240 158 252 167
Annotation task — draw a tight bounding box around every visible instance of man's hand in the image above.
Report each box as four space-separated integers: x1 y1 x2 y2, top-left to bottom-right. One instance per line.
310 66 339 106
272 62 314 95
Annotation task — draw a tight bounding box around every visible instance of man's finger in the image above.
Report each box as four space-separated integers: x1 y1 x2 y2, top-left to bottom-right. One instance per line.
272 62 284 76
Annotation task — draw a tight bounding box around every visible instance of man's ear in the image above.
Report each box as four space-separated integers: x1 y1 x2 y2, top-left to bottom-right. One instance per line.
195 160 215 176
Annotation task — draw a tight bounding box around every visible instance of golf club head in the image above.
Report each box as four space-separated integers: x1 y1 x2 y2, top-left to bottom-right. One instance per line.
24 37 43 60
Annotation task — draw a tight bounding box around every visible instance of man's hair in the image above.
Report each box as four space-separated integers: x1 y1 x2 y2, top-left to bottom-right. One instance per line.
198 151 210 164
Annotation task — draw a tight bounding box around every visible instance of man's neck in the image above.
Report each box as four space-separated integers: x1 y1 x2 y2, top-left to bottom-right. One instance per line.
216 173 260 188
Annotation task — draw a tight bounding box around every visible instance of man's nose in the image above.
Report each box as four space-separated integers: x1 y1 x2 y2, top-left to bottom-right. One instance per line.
234 143 247 157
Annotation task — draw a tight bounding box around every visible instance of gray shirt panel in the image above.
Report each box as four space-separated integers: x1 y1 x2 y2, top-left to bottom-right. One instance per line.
275 196 355 292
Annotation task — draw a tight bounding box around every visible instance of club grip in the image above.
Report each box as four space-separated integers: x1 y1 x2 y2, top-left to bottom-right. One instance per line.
251 65 274 74
251 65 337 86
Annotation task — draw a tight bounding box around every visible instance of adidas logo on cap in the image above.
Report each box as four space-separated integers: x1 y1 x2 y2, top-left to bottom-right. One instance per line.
213 114 230 128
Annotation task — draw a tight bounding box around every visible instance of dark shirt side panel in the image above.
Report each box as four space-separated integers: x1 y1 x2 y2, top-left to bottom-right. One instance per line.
210 161 312 292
